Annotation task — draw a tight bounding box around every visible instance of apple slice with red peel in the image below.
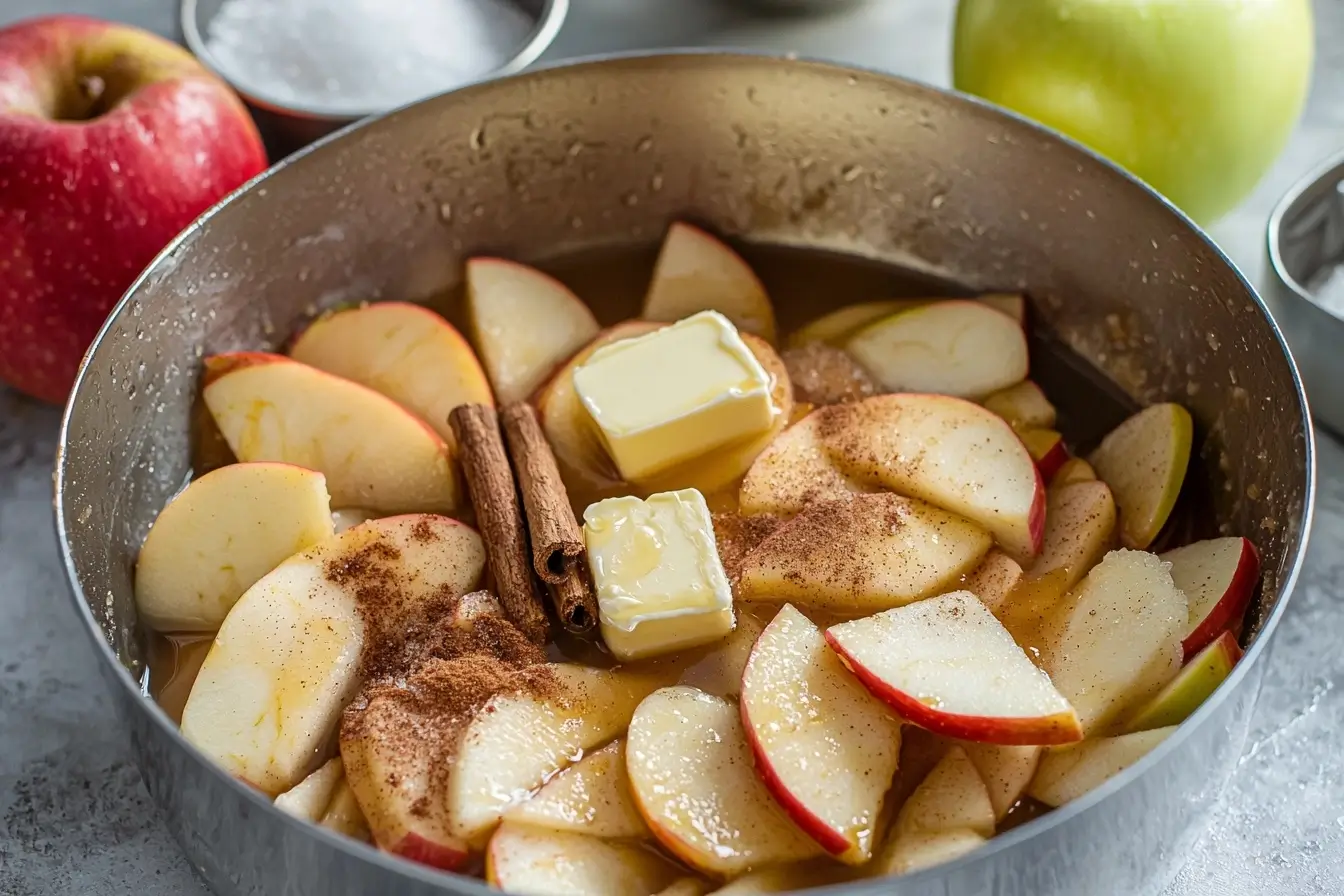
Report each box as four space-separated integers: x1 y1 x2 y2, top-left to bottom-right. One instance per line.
1121 631 1242 733
203 353 459 513
273 757 344 822
627 686 821 876
983 380 1056 431
1041 550 1187 734
740 604 902 863
1052 457 1097 487
958 550 1024 616
642 222 777 343
879 746 995 875
289 301 493 444
485 822 683 896
845 300 1029 399
959 743 1041 822
447 664 667 845
1087 403 1193 549
738 409 874 518
1028 727 1176 808
1162 537 1260 660
827 592 1082 746
466 257 600 405
1021 429 1069 482
1027 481 1117 591
134 462 334 631
737 494 991 612
818 394 1046 562
504 739 648 840
677 609 771 698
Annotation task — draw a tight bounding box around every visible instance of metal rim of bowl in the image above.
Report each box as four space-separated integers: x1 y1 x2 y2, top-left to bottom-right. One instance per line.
178 0 570 123
1267 147 1344 312
53 48 1316 895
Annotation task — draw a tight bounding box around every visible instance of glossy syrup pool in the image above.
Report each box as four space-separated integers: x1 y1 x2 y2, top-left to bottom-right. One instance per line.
151 239 1214 838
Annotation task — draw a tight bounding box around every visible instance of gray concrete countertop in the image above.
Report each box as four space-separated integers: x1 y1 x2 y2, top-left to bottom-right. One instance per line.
1 1 1342 894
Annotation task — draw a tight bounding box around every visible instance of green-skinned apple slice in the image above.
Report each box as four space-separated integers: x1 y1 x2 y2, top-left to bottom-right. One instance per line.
1121 631 1242 733
791 294 1025 349
1087 403 1193 549
1161 537 1260 660
1028 727 1176 808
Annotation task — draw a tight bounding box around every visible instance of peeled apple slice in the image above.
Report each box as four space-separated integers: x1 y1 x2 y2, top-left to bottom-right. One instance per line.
485 822 683 896
273 757 344 822
642 221 777 343
504 739 648 840
1087 403 1193 549
1028 727 1176 808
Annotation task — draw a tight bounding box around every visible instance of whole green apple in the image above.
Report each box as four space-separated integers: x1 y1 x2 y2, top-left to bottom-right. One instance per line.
953 0 1313 224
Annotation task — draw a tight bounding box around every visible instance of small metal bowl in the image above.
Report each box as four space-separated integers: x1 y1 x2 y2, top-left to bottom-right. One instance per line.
1266 150 1344 437
180 0 568 153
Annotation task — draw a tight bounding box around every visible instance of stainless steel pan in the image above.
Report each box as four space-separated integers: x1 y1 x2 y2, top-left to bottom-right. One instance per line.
54 52 1314 896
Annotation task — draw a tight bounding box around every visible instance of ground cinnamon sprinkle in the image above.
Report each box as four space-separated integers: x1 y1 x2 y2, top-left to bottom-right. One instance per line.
712 511 780 586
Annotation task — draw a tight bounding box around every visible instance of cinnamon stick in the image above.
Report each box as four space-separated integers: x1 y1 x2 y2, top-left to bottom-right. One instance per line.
449 404 549 644
500 402 598 634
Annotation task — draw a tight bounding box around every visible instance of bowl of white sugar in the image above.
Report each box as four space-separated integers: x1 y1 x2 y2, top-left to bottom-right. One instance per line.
181 0 566 148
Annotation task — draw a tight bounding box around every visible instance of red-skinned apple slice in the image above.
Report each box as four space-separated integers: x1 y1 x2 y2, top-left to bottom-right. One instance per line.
485 822 683 896
203 353 459 513
1161 537 1260 660
827 592 1082 746
817 394 1046 562
1121 631 1242 733
738 409 875 517
983 380 1056 431
737 494 991 612
1041 550 1186 734
844 300 1028 399
504 739 648 840
273 757 344 822
447 665 667 845
1021 429 1069 482
1028 727 1176 807
1087 403 1193 549
958 550 1024 616
180 514 485 794
1052 457 1097 487
642 222 777 343
289 301 493 445
740 605 902 863
626 686 821 877
134 462 334 631
1027 481 1117 591
466 257 600 405
879 746 995 875
959 742 1041 822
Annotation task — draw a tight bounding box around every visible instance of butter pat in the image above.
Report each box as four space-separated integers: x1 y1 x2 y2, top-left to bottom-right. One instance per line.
572 310 775 482
583 489 735 662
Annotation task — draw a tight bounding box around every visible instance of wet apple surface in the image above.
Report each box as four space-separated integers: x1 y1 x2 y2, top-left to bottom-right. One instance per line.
141 228 1257 893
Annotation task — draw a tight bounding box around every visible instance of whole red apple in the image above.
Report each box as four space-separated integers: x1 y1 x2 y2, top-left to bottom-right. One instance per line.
0 15 267 404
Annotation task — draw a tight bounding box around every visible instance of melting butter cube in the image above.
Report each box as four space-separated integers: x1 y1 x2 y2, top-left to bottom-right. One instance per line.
572 310 775 482
583 489 735 662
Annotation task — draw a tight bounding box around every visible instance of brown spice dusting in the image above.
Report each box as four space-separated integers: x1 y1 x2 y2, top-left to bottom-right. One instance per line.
410 519 437 544
712 511 780 586
781 343 879 406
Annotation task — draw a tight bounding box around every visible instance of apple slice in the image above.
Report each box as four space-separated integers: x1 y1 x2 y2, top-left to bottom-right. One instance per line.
677 609 771 698
1027 481 1116 591
1162 537 1260 660
709 861 856 894
818 394 1045 562
959 742 1041 822
1121 631 1242 733
486 822 683 896
504 739 648 840
738 409 874 518
626 686 821 876
134 462 334 631
1052 457 1097 487
827 592 1082 745
983 380 1056 431
289 301 493 444
447 664 667 845
844 300 1028 399
642 222 777 343
1021 429 1068 482
879 746 994 875
740 605 902 863
273 757 344 822
466 257 600 405
780 343 878 406
179 515 485 794
203 353 459 513
320 778 371 842
1087 403 1193 549
790 294 1026 349
1028 727 1176 808
958 550 1024 616
658 880 711 896
737 494 991 612
1041 550 1186 734
331 508 377 533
